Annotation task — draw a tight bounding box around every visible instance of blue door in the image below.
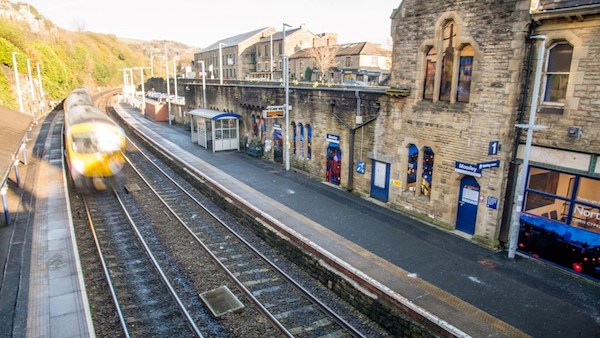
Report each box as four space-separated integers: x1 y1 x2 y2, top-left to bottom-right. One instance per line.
370 160 390 202
456 176 479 235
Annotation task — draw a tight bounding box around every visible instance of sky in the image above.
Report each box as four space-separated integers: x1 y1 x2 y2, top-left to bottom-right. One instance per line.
23 0 401 49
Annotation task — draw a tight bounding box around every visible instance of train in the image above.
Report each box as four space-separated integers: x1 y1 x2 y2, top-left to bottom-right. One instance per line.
63 87 126 190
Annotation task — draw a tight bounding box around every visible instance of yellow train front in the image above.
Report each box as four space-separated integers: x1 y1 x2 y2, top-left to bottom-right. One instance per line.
64 87 126 191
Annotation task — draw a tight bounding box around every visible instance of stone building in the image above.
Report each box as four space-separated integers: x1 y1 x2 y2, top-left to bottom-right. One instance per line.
181 0 600 280
193 27 276 81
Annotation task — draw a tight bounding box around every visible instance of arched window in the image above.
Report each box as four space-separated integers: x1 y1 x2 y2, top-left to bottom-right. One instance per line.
306 124 312 159
457 45 474 102
543 42 572 104
252 115 258 136
299 123 305 158
439 20 456 101
407 144 418 193
421 147 434 198
423 47 436 100
291 122 297 155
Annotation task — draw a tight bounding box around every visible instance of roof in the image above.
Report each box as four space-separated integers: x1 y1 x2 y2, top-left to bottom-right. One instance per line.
257 27 303 43
535 0 600 11
290 42 391 59
188 109 242 120
0 106 33 183
202 27 272 52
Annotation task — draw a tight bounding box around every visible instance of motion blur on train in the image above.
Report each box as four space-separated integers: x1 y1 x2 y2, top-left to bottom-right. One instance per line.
63 87 126 191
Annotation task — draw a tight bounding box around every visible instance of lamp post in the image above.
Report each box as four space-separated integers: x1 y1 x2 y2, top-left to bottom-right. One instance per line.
36 63 46 117
283 23 292 171
26 59 37 124
508 35 547 259
133 66 150 115
198 60 207 109
12 52 24 114
218 42 227 85
173 55 179 101
270 32 274 80
165 44 171 125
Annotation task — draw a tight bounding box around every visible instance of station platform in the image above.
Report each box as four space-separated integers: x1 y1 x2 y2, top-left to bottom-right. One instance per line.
111 103 600 337
1 102 598 338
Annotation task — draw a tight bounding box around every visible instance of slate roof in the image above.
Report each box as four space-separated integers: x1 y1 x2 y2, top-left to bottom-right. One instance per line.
202 27 272 52
535 0 600 10
0 107 33 183
290 42 391 59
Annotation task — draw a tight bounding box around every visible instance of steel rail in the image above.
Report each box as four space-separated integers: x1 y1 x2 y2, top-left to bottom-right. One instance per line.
124 136 366 338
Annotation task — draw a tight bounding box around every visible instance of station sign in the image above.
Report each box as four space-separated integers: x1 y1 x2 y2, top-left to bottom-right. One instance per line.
262 105 291 119
455 161 481 177
478 160 500 171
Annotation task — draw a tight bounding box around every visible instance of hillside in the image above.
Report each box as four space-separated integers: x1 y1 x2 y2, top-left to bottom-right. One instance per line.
0 0 194 111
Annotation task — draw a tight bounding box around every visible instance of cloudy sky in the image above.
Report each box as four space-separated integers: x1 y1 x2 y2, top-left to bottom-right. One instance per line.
24 0 401 48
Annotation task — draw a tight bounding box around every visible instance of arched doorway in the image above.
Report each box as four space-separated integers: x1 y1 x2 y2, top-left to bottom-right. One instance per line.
456 175 480 235
326 144 341 185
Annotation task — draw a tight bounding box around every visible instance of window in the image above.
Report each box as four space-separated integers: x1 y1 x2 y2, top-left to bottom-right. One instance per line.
299 123 305 158
292 122 297 155
457 45 474 102
306 124 312 159
423 47 436 100
422 147 434 197
543 43 572 104
439 20 456 101
421 18 474 103
345 57 352 67
407 144 418 193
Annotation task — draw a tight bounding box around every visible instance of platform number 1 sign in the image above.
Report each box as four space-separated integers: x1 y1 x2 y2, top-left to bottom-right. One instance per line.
488 140 499 156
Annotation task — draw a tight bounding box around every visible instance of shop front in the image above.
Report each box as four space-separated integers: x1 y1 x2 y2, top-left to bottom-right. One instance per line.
519 166 600 280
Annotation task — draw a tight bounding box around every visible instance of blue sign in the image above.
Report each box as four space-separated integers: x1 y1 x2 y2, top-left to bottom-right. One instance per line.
487 196 498 210
326 133 340 143
356 161 365 174
455 161 481 177
478 160 500 171
488 140 500 155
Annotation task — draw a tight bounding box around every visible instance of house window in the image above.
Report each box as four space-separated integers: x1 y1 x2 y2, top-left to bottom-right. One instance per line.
345 57 352 67
423 47 436 100
457 45 474 102
299 123 305 158
543 43 572 104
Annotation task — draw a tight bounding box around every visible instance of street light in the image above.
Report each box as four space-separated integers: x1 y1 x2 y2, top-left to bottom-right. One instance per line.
36 63 46 117
26 59 38 124
12 52 24 114
507 35 547 259
283 23 292 171
165 44 172 125
198 60 207 109
218 42 227 85
270 32 274 80
133 66 150 116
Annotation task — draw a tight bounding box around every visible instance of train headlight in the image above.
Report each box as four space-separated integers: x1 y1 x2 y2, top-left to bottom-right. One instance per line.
72 159 85 174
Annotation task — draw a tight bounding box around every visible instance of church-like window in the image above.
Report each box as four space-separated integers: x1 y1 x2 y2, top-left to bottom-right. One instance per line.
291 122 297 155
407 144 418 193
423 47 436 100
439 20 456 101
457 45 474 102
306 124 312 159
299 123 305 158
422 147 434 197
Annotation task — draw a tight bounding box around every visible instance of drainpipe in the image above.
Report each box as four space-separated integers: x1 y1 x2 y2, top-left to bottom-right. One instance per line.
500 21 537 244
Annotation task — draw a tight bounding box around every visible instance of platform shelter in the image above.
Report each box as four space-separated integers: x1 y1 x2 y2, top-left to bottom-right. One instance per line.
188 109 242 152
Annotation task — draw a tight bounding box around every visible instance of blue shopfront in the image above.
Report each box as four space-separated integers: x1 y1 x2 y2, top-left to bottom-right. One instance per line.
519 166 600 280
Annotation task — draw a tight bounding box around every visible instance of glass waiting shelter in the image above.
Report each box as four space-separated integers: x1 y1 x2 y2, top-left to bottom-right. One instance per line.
188 109 242 152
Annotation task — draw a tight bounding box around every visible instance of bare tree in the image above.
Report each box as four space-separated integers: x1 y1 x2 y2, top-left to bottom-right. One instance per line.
307 45 339 83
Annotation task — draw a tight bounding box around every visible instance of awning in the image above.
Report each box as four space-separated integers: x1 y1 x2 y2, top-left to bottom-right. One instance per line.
188 109 242 120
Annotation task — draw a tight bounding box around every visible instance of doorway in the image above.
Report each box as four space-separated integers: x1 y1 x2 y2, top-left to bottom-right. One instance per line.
456 175 480 235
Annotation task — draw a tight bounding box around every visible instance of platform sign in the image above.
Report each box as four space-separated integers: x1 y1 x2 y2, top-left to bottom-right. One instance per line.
262 105 291 119
487 196 498 210
488 140 500 155
455 161 481 177
478 160 500 171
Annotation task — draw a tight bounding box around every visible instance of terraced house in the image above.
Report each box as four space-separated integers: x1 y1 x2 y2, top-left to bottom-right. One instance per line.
371 0 599 280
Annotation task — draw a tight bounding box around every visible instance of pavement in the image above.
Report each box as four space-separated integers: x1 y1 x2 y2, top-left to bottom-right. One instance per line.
112 103 600 338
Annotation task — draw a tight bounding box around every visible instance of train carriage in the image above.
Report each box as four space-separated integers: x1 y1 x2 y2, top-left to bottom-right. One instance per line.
64 87 126 190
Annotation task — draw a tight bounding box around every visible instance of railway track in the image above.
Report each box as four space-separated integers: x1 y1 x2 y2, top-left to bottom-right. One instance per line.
78 188 202 337
123 137 368 337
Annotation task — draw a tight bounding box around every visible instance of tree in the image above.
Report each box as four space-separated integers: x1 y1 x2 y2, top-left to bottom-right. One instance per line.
307 45 339 83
